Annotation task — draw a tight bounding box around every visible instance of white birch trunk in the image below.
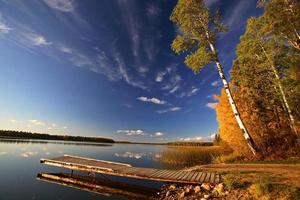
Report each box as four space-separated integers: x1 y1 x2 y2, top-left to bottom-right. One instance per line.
208 41 257 155
261 46 298 135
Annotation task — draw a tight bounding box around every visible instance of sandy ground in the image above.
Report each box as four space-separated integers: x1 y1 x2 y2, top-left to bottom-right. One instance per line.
187 163 300 187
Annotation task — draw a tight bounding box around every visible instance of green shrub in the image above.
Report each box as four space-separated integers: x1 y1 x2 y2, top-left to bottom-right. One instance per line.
223 174 239 190
250 178 272 196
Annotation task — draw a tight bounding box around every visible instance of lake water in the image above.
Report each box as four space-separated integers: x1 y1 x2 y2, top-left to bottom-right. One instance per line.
0 139 169 200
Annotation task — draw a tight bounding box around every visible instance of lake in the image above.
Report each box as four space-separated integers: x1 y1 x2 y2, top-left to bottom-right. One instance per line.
0 139 168 200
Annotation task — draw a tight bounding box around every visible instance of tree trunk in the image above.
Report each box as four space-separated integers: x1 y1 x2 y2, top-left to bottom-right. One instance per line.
207 42 257 155
261 46 298 135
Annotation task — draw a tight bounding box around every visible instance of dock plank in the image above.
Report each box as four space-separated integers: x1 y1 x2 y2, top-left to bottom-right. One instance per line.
40 155 220 184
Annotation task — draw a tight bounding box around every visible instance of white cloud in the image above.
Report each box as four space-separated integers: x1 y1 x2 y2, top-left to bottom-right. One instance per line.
146 3 161 18
169 85 180 94
206 102 218 109
154 132 164 137
210 133 217 139
137 96 166 105
187 86 199 97
211 80 220 87
117 129 146 136
137 66 149 74
161 71 182 95
169 107 181 112
28 119 45 126
156 107 182 114
43 0 74 12
31 35 52 46
0 16 11 34
57 44 72 53
155 71 166 82
179 137 203 141
8 119 17 123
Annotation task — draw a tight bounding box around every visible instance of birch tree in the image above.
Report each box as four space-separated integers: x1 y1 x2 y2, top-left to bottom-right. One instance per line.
170 0 257 155
259 0 300 51
239 16 299 135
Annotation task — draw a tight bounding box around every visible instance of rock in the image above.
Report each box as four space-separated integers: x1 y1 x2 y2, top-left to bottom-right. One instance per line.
201 183 211 191
204 194 210 199
214 183 224 194
180 191 185 198
169 184 176 190
185 187 190 193
165 191 170 197
194 185 201 193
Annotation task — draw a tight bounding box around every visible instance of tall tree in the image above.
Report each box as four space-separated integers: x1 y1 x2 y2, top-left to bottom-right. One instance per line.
170 0 257 155
259 0 300 51
238 16 298 135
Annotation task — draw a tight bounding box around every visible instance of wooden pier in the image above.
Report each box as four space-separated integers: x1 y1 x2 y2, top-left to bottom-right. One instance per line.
40 155 220 184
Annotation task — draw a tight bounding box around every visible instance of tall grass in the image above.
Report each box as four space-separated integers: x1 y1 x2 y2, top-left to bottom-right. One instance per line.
158 146 231 169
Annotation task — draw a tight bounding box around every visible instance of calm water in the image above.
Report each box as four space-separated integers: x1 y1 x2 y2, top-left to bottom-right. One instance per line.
0 139 167 200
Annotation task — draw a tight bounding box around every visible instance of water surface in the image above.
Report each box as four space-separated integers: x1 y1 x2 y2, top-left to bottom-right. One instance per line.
0 139 167 200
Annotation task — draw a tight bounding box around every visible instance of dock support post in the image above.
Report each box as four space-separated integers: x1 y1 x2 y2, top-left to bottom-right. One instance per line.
71 170 73 176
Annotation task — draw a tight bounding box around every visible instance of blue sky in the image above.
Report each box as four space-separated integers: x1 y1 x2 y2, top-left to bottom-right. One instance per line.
0 0 262 142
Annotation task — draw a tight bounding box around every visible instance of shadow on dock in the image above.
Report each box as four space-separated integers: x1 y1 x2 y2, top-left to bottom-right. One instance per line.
37 172 159 200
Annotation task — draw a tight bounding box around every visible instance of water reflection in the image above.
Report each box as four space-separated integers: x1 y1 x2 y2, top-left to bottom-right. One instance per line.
37 173 159 200
114 152 147 159
114 151 162 160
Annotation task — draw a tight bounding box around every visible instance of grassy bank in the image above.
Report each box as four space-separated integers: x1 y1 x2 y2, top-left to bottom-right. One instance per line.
158 146 232 168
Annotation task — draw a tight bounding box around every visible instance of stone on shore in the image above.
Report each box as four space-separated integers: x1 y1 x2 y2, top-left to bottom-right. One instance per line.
194 185 201 193
201 183 211 191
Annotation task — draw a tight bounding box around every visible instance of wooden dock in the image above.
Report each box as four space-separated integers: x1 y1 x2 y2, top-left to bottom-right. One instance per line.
40 155 220 184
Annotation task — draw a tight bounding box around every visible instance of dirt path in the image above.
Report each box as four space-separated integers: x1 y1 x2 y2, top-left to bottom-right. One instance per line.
187 163 300 187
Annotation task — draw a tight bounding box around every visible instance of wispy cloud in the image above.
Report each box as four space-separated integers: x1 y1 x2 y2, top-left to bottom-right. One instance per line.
43 0 74 12
146 3 161 18
169 85 180 94
206 102 218 109
117 0 140 58
28 119 45 126
155 71 166 82
30 34 52 46
225 0 252 28
211 80 220 87
0 15 11 34
156 107 181 114
187 86 199 97
137 96 166 105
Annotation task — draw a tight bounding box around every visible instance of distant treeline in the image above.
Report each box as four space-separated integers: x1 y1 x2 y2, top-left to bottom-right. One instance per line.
167 142 213 147
0 130 115 143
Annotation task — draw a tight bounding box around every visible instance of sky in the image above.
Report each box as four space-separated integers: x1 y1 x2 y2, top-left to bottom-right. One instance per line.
0 0 263 142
